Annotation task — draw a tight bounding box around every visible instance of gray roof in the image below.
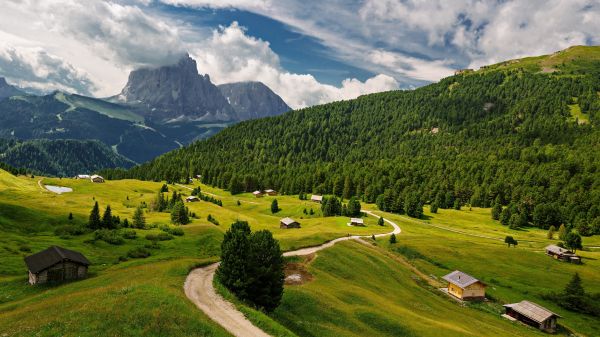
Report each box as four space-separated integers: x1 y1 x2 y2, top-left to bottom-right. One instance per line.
280 217 298 225
265 189 275 193
442 270 483 289
311 195 323 201
503 300 560 323
350 218 364 224
545 245 574 256
25 246 90 274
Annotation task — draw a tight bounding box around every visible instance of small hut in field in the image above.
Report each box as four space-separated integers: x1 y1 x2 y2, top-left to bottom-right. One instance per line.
545 245 581 264
264 189 278 196
280 217 300 229
90 175 104 183
185 196 200 202
442 270 486 301
503 300 560 332
24 246 90 285
310 195 323 203
350 218 364 226
253 190 263 198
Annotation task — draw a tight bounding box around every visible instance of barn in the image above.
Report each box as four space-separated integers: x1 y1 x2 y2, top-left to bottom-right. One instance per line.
253 190 264 198
350 218 364 226
545 245 581 264
265 189 278 196
185 196 200 202
280 217 301 229
90 175 105 183
442 270 486 301
24 246 90 285
503 300 560 332
310 195 323 203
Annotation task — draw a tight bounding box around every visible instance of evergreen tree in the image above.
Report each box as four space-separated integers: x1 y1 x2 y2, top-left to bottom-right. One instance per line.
565 232 583 253
160 184 168 193
500 207 512 226
453 199 461 210
389 233 397 244
88 201 101 229
378 217 384 226
405 193 423 218
560 273 586 311
547 225 556 239
247 230 285 312
171 200 190 225
132 206 146 229
271 199 280 214
216 221 252 300
346 197 361 217
102 205 114 229
68 212 73 221
430 202 438 214
123 218 129 228
558 224 568 240
491 200 502 220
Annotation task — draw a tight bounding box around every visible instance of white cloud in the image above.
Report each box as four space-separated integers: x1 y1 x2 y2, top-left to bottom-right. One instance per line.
191 23 398 108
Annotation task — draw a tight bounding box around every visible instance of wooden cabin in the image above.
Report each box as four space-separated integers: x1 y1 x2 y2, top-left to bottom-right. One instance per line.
545 245 581 264
90 175 104 183
280 217 301 229
264 189 278 196
442 270 486 300
310 195 323 203
503 300 560 332
253 190 263 198
350 218 364 226
76 174 90 180
24 246 90 285
185 196 200 202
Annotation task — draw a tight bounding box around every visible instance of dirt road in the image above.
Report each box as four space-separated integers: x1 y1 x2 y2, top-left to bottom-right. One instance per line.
183 210 400 337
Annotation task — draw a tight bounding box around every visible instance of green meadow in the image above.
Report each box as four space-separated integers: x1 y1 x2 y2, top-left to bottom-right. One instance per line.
0 170 598 336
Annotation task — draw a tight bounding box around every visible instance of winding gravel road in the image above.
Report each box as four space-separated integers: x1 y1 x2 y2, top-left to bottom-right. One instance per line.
184 210 401 337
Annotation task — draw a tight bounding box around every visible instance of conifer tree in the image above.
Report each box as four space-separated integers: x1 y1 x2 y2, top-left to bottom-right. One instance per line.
88 201 101 229
132 206 146 229
389 233 397 244
102 205 114 229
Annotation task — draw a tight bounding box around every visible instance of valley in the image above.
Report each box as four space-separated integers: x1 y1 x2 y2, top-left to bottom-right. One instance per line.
0 170 598 336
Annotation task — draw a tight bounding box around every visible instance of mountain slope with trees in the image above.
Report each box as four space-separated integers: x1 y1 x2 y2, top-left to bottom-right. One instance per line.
0 139 134 176
104 46 600 236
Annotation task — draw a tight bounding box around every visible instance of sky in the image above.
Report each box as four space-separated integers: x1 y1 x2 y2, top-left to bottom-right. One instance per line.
0 0 599 109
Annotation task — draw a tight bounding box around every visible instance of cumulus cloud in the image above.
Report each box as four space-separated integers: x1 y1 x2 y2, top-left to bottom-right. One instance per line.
0 32 95 95
191 23 398 108
166 0 600 80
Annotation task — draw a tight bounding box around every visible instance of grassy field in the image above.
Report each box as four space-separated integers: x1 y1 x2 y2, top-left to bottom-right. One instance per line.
270 241 546 337
1 169 599 336
363 205 600 336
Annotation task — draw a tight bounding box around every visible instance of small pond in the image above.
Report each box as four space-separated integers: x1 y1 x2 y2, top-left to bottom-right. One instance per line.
45 185 73 194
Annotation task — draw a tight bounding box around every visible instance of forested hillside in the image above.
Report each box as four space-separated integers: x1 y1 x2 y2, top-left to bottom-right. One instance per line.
0 139 134 177
104 46 600 236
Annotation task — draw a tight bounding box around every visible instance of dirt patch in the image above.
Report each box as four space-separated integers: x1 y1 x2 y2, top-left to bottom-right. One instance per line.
284 254 315 285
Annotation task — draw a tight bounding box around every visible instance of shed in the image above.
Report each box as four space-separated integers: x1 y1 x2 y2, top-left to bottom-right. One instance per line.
545 245 580 263
185 196 200 202
503 300 560 332
442 270 486 300
280 217 301 229
310 195 323 203
76 174 90 180
350 218 364 226
253 190 263 198
24 246 90 285
90 175 104 183
265 189 278 196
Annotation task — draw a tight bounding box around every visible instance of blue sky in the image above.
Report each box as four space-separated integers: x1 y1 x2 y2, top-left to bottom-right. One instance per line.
158 4 378 86
0 0 598 108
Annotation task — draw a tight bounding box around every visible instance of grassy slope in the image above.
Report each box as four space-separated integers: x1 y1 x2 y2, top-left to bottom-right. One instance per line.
1 169 599 336
271 241 544 337
364 206 600 337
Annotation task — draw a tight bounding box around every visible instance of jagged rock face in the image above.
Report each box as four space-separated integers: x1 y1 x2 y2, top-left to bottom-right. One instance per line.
218 81 291 121
0 77 23 100
119 55 235 122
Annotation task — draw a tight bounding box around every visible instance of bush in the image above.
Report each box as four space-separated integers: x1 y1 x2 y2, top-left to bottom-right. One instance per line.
54 224 86 237
160 225 185 236
145 232 173 241
94 229 125 245
127 247 151 259
122 229 137 239
144 241 161 250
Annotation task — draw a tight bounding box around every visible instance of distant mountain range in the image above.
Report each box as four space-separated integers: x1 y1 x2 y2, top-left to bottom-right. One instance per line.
0 54 291 173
